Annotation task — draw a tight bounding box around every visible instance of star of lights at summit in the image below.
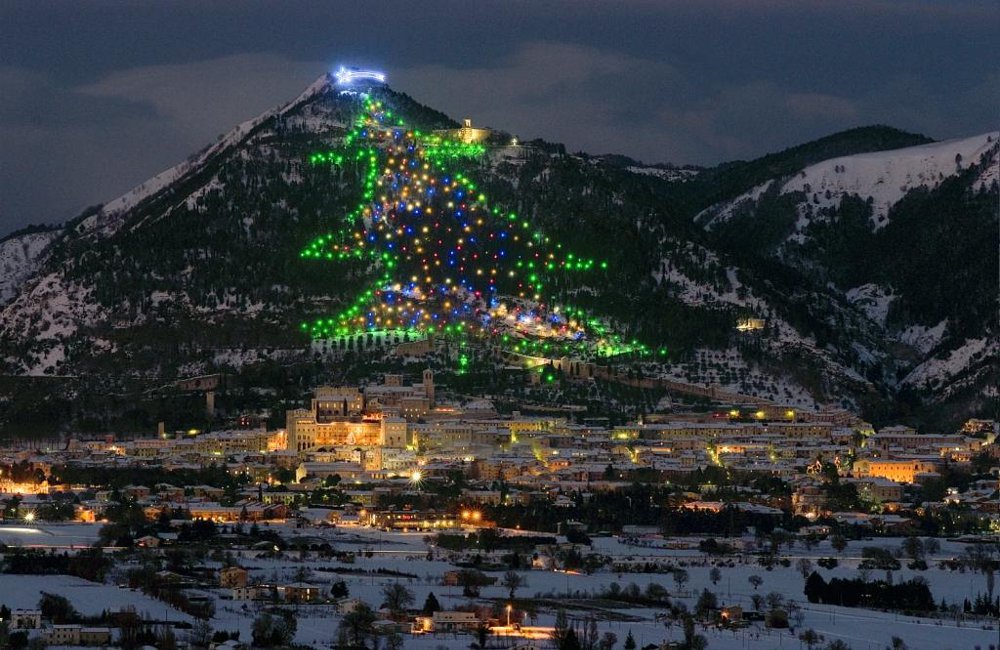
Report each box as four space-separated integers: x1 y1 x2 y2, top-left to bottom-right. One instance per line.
301 85 655 359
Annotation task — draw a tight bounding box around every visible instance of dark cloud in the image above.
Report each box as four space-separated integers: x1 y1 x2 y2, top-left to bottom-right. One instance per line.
0 67 158 127
0 1 996 235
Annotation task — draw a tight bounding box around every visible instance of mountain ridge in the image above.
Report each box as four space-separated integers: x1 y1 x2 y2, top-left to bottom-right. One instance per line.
0 73 995 436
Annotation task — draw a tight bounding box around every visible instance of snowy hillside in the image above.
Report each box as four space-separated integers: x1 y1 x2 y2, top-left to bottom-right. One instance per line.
782 132 998 228
0 229 61 305
902 336 998 397
626 165 700 182
77 75 334 239
699 132 998 231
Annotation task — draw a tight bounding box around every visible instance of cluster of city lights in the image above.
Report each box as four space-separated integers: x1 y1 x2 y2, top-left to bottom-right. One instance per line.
300 93 654 359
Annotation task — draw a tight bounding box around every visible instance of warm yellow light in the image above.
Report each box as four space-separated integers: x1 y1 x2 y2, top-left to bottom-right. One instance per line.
24 511 35 522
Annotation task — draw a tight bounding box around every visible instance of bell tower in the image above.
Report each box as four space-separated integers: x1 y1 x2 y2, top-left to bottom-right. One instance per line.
423 369 435 407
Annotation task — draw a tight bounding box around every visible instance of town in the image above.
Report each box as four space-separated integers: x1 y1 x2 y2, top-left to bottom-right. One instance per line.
1 369 998 650
0 6 997 648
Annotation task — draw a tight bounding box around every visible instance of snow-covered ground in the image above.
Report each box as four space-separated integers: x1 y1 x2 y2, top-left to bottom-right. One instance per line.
0 229 61 305
79 74 334 239
626 166 700 182
903 335 998 394
845 284 895 328
0 522 104 547
198 527 1000 649
6 522 998 649
0 574 193 622
698 132 998 233
780 133 998 229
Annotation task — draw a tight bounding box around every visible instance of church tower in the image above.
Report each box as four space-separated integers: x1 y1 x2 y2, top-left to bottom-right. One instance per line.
423 369 435 407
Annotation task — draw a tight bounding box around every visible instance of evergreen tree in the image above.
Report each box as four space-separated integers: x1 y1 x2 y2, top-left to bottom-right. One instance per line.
421 592 441 615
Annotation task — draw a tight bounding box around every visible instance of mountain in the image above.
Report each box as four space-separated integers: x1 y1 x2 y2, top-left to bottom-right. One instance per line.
694 131 998 425
0 73 995 436
0 224 63 305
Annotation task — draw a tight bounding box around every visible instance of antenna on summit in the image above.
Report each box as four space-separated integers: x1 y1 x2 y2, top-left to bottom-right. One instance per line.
333 66 387 88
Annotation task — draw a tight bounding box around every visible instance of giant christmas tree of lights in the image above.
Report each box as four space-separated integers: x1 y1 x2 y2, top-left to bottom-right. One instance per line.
300 86 650 359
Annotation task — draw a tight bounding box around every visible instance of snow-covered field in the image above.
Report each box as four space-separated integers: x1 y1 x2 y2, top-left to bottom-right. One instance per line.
0 522 104 547
211 527 1000 649
0 574 193 623
4 524 999 649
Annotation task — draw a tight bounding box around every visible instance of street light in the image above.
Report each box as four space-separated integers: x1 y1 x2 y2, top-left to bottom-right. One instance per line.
506 604 512 628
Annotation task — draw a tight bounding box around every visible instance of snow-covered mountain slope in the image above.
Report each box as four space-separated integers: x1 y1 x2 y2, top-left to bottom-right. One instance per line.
687 128 998 424
0 229 62 305
698 132 998 231
0 72 992 430
0 75 463 379
76 75 333 240
1 76 341 375
626 165 700 182
902 335 998 403
0 272 106 375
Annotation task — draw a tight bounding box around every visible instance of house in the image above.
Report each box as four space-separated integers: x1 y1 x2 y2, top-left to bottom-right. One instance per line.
11 609 41 629
279 582 322 603
531 554 554 570
136 534 161 548
122 485 151 500
720 605 743 623
43 625 82 645
442 569 495 587
219 566 249 588
80 628 114 646
412 610 483 634
231 585 270 601
337 598 366 614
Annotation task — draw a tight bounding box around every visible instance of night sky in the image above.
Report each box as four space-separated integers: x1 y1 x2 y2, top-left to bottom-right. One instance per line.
1 0 997 236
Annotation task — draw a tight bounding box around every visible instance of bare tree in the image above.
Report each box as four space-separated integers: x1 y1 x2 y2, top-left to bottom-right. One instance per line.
502 570 526 600
798 629 822 649
380 582 414 619
672 568 689 594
